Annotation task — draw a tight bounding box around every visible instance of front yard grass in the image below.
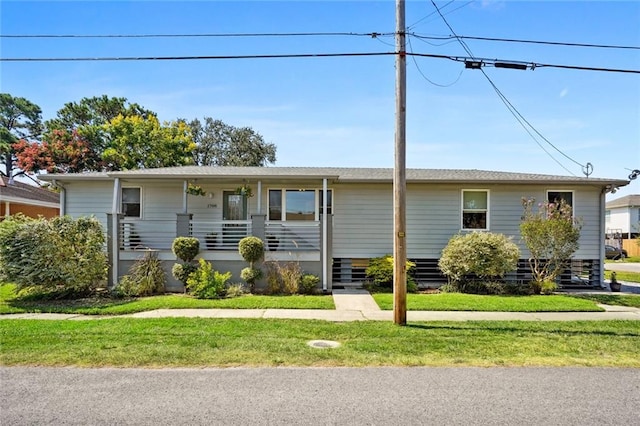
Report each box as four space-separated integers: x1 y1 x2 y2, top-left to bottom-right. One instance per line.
372 293 605 312
604 270 640 283
0 283 334 315
1 318 638 367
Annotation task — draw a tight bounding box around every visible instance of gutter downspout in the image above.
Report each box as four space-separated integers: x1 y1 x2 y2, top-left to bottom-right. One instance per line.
52 180 66 216
322 178 328 292
599 189 606 288
183 180 188 214
257 181 262 214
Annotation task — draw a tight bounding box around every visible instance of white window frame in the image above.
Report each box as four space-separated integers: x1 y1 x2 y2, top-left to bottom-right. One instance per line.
461 189 490 231
546 190 575 216
267 188 333 221
121 186 142 219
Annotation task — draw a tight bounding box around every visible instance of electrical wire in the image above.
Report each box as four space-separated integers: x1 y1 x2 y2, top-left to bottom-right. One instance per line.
407 38 464 88
408 1 473 31
0 31 394 39
429 0 592 176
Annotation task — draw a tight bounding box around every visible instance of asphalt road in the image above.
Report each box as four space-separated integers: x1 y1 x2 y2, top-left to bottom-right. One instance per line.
2 367 639 425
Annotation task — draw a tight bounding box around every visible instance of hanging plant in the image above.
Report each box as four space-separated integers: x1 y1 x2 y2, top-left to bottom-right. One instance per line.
186 183 206 197
235 184 253 198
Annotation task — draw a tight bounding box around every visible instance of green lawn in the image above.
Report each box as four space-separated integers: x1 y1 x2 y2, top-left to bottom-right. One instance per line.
604 270 640 283
372 293 605 312
0 283 334 315
1 318 638 367
569 294 640 308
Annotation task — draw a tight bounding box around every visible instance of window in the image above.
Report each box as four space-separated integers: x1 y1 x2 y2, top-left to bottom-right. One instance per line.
223 191 247 220
462 190 488 230
547 190 574 215
121 187 141 218
268 189 333 221
606 210 611 223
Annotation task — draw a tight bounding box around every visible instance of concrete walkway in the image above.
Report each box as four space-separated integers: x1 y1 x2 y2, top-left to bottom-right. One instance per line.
2 288 640 322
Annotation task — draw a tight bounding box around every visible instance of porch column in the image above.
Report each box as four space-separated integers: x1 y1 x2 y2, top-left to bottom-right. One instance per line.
176 213 192 238
257 180 262 214
251 213 266 241
182 180 188 214
111 178 121 214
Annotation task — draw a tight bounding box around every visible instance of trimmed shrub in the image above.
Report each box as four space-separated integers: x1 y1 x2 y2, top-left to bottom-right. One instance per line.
240 267 263 291
0 214 107 297
172 262 198 285
187 258 231 299
300 274 320 295
365 255 418 292
439 232 520 284
172 237 200 262
238 236 264 264
225 283 246 298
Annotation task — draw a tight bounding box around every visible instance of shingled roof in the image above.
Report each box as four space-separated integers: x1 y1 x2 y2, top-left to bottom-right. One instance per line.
0 176 60 206
606 194 640 209
38 166 629 187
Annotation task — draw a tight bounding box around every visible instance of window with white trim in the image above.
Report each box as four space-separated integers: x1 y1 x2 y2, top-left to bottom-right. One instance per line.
268 189 333 221
462 190 488 230
547 190 574 215
121 187 141 218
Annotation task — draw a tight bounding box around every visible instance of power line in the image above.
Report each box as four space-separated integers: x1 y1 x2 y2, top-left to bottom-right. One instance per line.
4 28 637 51
0 31 393 39
2 50 638 75
407 38 464 87
429 0 592 177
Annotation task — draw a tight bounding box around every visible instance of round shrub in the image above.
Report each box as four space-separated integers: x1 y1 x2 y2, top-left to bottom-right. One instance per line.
172 237 200 262
238 236 264 264
172 262 198 285
241 267 263 285
438 232 520 284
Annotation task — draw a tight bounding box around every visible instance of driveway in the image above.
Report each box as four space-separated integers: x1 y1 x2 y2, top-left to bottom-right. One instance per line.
604 262 640 273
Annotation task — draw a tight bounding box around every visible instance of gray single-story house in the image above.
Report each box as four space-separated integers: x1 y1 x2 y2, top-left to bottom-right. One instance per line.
39 166 628 292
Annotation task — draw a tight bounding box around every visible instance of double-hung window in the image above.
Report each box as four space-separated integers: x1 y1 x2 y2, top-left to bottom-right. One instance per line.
462 190 489 230
268 189 333 221
121 187 141 218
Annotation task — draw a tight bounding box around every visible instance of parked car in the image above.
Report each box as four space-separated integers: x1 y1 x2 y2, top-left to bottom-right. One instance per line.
605 245 628 260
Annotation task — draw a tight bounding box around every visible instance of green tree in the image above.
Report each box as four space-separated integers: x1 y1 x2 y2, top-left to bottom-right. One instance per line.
14 129 96 173
190 117 276 166
520 197 582 293
102 114 195 170
45 95 153 154
0 94 43 177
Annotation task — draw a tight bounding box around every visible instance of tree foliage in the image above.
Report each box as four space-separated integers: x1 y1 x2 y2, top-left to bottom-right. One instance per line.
0 94 43 176
14 129 97 173
102 114 195 170
520 198 582 292
0 215 107 297
190 117 276 166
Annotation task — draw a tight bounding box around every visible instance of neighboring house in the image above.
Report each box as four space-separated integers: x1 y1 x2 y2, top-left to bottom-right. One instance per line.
606 194 640 239
0 176 60 219
39 166 628 291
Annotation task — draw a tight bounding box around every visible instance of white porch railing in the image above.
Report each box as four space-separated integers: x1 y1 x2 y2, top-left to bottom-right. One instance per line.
119 219 177 250
265 221 320 252
190 220 252 250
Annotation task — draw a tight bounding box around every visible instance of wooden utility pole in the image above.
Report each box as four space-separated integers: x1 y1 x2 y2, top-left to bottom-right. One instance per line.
393 0 407 325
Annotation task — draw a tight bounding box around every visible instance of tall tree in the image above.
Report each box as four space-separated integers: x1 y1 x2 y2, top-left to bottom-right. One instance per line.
190 117 276 167
14 129 96 174
45 95 154 154
0 94 43 177
102 115 195 170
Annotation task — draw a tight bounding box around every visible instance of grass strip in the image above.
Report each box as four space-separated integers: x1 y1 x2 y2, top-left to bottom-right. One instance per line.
604 270 640 283
372 293 605 312
0 284 334 315
569 294 640 308
1 318 638 368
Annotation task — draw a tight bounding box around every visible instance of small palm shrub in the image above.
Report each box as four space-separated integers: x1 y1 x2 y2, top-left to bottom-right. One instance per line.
114 250 166 297
186 258 231 299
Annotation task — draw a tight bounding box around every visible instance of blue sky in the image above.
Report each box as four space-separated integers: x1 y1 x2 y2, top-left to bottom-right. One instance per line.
2 1 639 199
